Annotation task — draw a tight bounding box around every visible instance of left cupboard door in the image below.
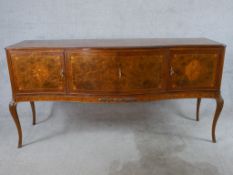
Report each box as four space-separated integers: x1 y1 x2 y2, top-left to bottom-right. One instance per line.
8 50 66 94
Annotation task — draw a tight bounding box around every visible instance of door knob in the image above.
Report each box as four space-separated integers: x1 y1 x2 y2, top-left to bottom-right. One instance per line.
170 66 175 76
118 67 122 79
60 69 64 79
118 63 122 79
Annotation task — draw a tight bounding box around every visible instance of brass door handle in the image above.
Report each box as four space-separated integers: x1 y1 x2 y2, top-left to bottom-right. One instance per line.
170 66 175 76
98 97 136 102
60 69 64 79
118 67 122 79
118 63 122 79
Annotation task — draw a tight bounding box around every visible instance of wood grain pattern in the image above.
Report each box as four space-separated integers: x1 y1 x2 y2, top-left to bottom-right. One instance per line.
10 51 65 93
67 50 118 92
13 91 219 103
118 50 165 92
5 38 226 147
9 101 22 148
170 50 219 89
212 95 224 143
6 38 225 49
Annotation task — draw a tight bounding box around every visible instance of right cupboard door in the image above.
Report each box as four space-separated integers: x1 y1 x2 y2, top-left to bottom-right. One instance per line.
169 48 223 90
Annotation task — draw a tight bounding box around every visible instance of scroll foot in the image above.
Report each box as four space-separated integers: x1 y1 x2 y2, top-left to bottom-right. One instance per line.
212 95 224 143
9 101 22 148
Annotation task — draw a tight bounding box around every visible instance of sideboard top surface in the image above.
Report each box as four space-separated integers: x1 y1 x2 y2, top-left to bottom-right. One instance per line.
6 38 225 49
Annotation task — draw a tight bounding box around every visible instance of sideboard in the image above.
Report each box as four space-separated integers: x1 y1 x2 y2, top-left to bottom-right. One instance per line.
6 38 225 148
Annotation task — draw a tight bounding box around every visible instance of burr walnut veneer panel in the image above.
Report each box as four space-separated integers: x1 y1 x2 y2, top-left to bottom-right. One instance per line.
118 49 165 92
5 38 226 148
67 50 118 93
9 51 66 93
169 49 220 89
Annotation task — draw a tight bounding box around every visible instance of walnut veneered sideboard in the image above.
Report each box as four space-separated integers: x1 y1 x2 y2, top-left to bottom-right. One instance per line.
6 38 226 148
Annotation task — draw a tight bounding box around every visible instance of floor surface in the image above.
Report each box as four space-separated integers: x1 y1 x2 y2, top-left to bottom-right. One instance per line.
0 77 233 175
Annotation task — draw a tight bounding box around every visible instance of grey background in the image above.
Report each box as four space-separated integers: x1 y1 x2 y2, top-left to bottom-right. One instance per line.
0 0 233 101
0 0 233 175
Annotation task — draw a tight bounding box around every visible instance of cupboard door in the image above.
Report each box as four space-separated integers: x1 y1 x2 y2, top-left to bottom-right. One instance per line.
10 50 65 93
67 50 118 93
118 49 166 92
169 49 220 89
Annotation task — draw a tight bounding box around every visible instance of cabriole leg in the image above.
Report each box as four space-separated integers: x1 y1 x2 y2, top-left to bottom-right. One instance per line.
30 101 36 125
196 98 201 121
212 95 224 143
9 101 22 148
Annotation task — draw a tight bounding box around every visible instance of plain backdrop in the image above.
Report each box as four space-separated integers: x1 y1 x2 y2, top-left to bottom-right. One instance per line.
0 0 233 104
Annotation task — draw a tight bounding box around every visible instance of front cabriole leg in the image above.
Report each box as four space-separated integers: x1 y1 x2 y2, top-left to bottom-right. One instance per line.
212 95 224 143
9 101 22 148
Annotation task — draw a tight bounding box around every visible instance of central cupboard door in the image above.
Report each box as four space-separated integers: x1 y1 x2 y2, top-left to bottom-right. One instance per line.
117 49 166 92
67 50 119 93
67 49 166 94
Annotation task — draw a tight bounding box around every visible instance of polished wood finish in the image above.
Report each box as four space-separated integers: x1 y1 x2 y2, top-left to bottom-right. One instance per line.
10 50 65 93
169 49 219 89
212 95 224 143
118 49 165 92
6 38 226 147
9 101 22 148
6 38 224 48
67 50 118 92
